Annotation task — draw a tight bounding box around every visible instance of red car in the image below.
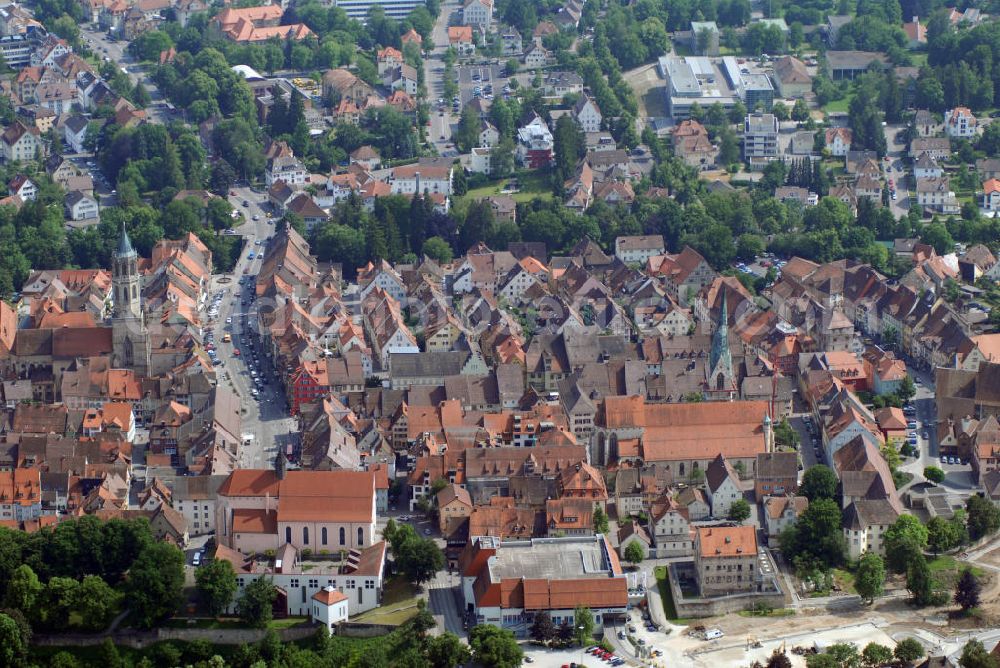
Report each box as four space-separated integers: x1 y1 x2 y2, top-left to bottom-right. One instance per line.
233 349 240 356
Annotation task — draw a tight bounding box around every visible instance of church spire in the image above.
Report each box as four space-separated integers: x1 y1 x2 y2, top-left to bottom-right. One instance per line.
116 222 136 258
709 288 735 394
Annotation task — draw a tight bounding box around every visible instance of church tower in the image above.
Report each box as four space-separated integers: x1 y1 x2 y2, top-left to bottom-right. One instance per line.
111 224 151 377
707 289 736 397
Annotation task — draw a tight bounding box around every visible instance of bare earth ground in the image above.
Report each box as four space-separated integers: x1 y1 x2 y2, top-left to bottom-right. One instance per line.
972 546 1000 622
671 546 1000 668
623 63 665 120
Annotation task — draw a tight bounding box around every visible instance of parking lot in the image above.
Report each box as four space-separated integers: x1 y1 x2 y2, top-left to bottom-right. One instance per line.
456 63 506 106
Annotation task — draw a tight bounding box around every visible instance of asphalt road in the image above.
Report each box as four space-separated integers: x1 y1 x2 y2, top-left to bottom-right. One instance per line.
79 25 173 125
423 0 458 155
211 186 298 470
883 122 911 219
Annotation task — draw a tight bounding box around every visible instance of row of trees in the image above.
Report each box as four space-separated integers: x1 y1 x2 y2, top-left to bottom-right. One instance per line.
783 466 1000 607
529 606 594 646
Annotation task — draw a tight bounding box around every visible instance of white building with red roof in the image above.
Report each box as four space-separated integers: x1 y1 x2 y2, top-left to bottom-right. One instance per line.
312 586 350 630
983 178 1000 211
216 539 387 617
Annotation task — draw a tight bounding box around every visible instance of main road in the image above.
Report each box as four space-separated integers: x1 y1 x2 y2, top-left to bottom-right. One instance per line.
210 186 299 470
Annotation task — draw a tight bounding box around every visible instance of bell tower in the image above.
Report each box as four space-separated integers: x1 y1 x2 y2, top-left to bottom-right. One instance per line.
111 224 151 377
113 223 141 319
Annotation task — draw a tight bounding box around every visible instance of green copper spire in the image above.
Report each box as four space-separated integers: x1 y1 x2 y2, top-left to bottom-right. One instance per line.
116 222 136 258
709 288 734 390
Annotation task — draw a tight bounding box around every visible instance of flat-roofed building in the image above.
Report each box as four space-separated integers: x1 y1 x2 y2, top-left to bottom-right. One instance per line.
330 0 429 20
743 112 778 166
660 55 738 119
460 535 628 634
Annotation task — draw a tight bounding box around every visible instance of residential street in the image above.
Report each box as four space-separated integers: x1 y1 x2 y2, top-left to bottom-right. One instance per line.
423 0 458 155
79 25 172 125
883 122 911 219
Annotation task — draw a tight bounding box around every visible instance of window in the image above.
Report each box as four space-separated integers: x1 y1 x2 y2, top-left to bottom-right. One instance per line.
308 579 318 588
303 527 309 545
290 579 299 588
322 527 328 545
285 527 292 543
365 580 375 589
340 527 346 545
358 527 364 545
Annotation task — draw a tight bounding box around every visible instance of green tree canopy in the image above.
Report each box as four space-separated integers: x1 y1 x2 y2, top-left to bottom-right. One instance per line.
573 606 594 646
906 553 935 606
73 575 119 632
395 535 445 585
954 568 981 612
779 497 845 568
236 577 277 629
958 639 997 668
967 495 1000 541
894 637 925 665
126 542 185 629
425 632 471 668
884 515 929 573
469 624 523 668
593 506 610 534
800 465 838 501
727 498 751 524
855 553 885 604
196 558 239 617
924 466 945 484
0 612 27 668
623 541 645 565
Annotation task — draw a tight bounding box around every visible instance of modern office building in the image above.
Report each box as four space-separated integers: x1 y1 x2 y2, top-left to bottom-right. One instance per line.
743 113 779 166
333 0 428 20
659 55 775 120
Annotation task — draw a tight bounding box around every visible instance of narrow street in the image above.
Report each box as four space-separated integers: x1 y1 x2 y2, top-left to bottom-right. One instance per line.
427 567 465 636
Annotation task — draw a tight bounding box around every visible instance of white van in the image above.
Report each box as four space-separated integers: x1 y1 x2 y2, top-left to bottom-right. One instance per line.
704 629 724 640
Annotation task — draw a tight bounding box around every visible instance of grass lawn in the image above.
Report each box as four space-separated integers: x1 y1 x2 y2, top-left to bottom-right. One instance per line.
351 576 421 626
653 566 698 624
823 92 855 115
833 568 857 595
461 171 554 204
738 607 796 618
928 555 984 582
163 616 308 630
